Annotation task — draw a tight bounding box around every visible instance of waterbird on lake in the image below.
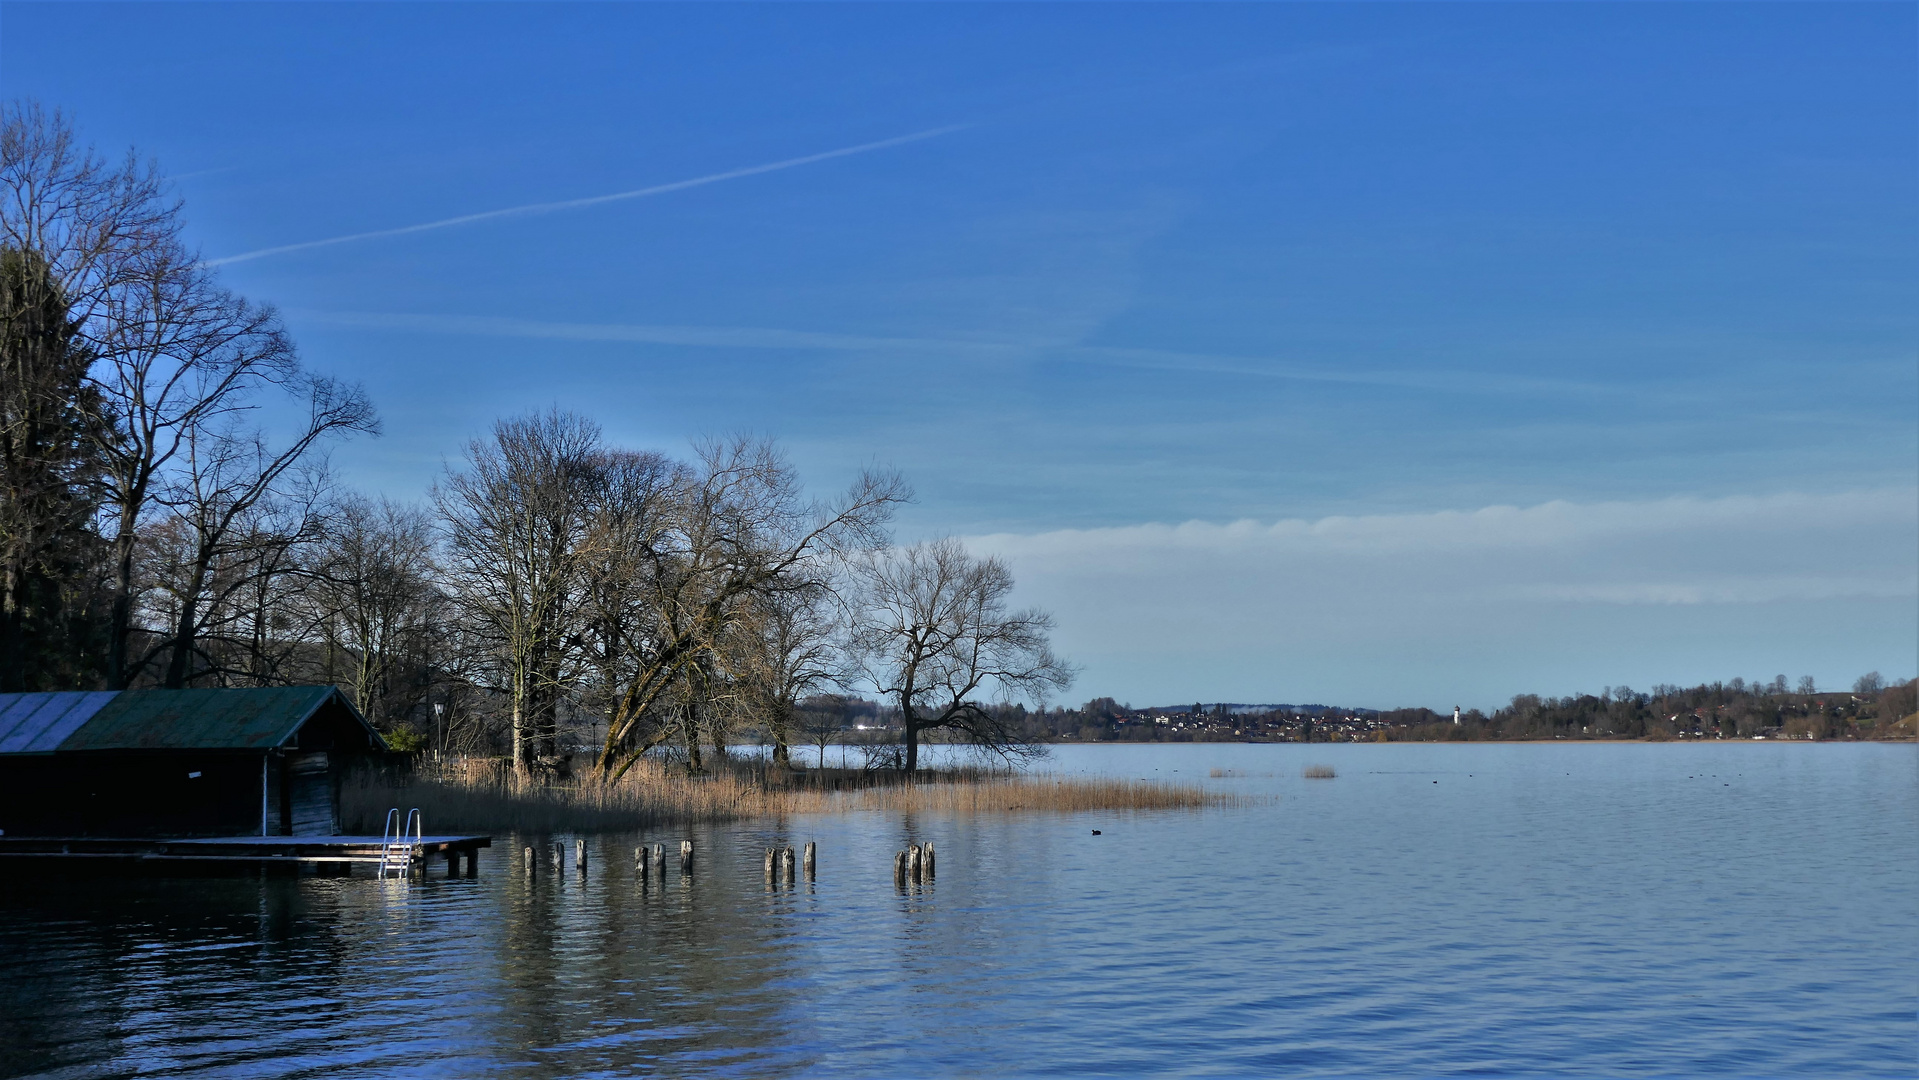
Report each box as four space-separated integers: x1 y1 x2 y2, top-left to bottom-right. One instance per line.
1091 830 1101 835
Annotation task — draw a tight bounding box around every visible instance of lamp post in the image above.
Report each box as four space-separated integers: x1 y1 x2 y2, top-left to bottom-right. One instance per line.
433 701 446 759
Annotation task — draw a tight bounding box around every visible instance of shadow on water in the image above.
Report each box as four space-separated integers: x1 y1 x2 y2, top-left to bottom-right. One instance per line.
0 826 819 1079
0 871 368 1077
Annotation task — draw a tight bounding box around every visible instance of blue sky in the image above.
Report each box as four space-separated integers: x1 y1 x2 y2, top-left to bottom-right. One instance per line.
4 3 1913 708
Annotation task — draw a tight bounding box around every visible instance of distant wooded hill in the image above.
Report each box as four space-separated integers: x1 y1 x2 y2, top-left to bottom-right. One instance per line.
798 676 1916 746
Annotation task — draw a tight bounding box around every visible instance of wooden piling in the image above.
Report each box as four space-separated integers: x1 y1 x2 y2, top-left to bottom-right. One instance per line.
679 839 694 874
764 847 776 883
652 843 665 876
524 846 536 876
575 839 587 872
636 845 649 875
893 849 907 885
782 845 796 884
908 844 923 883
551 844 564 871
922 841 935 878
803 841 816 879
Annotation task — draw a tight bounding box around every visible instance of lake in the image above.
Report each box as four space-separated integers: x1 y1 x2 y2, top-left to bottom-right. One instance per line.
2 742 1913 1078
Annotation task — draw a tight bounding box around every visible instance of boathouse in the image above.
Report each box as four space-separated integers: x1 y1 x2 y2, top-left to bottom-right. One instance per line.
0 687 389 838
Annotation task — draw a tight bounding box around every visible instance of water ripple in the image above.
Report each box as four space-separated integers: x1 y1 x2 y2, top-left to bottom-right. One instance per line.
2 743 1913 1078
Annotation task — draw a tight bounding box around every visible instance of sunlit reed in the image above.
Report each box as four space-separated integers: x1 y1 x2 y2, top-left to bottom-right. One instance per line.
342 758 1236 834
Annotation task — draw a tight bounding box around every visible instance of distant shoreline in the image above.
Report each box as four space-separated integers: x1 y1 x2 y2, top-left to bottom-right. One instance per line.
1037 735 1917 746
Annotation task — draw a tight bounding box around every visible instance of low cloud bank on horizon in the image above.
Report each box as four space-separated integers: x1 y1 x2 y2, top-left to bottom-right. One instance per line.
966 489 1918 711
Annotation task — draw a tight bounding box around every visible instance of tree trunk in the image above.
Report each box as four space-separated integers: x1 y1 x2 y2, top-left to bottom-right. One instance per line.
770 701 792 769
896 687 923 774
537 658 561 760
683 697 705 773
106 529 137 690
163 561 207 689
511 697 529 772
685 722 704 773
0 565 23 692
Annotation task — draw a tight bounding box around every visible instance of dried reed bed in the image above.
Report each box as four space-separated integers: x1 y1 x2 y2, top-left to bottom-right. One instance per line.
342 757 758 834
343 758 1234 834
1302 764 1336 779
785 776 1231 815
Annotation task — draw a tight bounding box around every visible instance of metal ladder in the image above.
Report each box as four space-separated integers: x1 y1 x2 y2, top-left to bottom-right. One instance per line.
376 807 422 878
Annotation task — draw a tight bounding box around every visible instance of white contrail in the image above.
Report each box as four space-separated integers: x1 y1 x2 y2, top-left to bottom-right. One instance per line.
206 124 968 267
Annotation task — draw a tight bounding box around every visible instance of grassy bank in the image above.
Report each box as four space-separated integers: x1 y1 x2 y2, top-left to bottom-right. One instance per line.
342 757 1235 834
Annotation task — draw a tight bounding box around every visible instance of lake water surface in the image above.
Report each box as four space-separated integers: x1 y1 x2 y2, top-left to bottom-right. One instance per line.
2 743 1913 1078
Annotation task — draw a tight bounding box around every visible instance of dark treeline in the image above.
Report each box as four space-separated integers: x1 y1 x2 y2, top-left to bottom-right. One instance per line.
1379 675 1916 742
0 103 1070 776
800 676 1917 747
989 677 1914 744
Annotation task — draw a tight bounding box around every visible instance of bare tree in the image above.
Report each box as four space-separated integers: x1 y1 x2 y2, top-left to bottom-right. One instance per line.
137 378 375 688
727 579 846 769
309 495 442 729
437 410 601 770
575 447 681 757
851 537 1073 773
187 468 323 686
425 620 511 757
595 437 904 777
3 102 373 688
800 693 851 769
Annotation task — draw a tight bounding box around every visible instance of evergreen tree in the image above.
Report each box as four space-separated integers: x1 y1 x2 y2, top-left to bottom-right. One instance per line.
0 245 106 689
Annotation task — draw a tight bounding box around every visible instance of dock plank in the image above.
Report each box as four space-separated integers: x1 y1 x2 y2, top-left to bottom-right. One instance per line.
0 834 491 866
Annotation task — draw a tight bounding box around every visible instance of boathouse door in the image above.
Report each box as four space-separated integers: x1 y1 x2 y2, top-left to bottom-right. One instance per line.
286 752 337 835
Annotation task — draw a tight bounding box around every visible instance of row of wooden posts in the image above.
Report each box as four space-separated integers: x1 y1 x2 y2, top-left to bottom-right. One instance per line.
518 839 937 886
761 842 816 884
522 839 694 878
893 842 935 885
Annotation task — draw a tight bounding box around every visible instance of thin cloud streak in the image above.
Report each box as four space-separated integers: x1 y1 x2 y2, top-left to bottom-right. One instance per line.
1063 344 1624 399
298 308 1616 398
172 165 240 182
206 124 969 267
297 310 1025 355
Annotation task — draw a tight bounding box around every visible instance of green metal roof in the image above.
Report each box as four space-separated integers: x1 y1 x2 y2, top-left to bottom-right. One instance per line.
0 691 118 753
43 687 384 753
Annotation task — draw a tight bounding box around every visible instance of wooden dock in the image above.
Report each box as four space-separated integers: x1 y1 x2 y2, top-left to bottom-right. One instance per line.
0 834 492 875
